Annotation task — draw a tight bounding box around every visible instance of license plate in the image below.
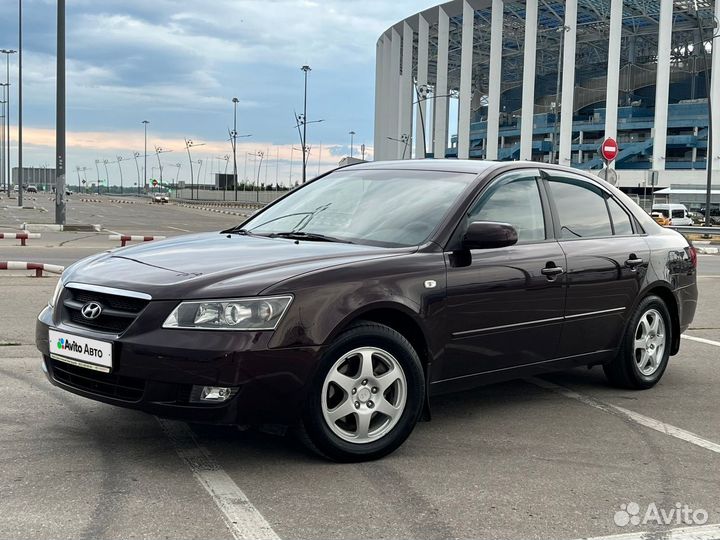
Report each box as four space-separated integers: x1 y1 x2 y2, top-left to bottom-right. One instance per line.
48 329 113 373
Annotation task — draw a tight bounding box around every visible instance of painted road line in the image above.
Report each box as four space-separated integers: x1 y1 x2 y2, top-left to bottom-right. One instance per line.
580 523 720 540
682 334 720 347
166 226 191 232
528 378 720 455
157 418 280 540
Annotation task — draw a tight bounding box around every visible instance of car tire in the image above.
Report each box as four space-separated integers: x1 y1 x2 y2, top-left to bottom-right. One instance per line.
603 295 672 389
298 321 425 462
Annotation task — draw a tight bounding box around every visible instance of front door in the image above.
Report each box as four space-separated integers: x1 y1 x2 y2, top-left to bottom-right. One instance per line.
441 170 567 384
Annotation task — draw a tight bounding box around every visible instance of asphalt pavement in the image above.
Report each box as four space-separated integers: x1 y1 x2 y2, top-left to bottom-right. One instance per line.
1 197 719 540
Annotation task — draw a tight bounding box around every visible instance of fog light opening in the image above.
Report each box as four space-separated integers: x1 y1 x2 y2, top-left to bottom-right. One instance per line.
190 385 238 403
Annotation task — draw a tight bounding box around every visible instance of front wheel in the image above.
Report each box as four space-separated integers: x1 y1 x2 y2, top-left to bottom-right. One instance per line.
298 321 425 462
603 295 672 389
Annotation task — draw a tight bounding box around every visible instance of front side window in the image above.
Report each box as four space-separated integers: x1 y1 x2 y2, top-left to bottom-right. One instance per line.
241 169 478 247
469 175 546 243
549 179 613 239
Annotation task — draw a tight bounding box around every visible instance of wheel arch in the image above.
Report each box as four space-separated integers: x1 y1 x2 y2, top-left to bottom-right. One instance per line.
636 282 681 355
327 302 432 372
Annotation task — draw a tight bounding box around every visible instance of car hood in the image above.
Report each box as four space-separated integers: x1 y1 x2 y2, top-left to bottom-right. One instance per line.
63 232 410 299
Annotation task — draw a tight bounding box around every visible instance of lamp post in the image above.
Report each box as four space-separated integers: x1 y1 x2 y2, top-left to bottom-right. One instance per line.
231 97 239 201
17 0 23 206
94 159 100 194
102 159 110 194
349 131 356 158
154 146 172 191
141 120 149 194
301 65 310 183
0 98 4 194
255 151 264 201
115 156 126 194
185 138 205 200
388 134 411 159
133 152 141 192
0 50 15 195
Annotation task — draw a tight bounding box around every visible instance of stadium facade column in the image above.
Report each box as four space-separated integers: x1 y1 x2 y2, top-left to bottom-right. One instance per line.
604 0 623 168
389 27 402 159
519 0 538 161
433 6 450 159
399 21 414 159
457 0 474 159
380 35 392 161
485 0 504 161
652 0 673 172
415 13 429 159
558 0 577 167
374 37 385 160
712 0 720 171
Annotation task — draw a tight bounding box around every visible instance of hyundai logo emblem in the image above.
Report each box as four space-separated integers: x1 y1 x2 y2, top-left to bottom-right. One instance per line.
81 302 103 320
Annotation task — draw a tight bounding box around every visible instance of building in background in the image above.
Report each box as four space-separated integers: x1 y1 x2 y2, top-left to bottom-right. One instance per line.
12 167 57 190
374 0 720 193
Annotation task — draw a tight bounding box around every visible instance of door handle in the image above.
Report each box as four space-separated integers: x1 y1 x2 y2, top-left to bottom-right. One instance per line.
625 256 644 268
541 265 564 277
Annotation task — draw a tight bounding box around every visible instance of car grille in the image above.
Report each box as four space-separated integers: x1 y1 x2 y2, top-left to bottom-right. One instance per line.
51 359 145 402
62 287 149 334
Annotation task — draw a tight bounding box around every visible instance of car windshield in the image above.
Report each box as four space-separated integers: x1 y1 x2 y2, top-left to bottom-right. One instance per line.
240 168 477 247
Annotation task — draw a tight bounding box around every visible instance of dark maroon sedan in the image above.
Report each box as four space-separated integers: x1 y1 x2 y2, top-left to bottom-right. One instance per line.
36 160 697 461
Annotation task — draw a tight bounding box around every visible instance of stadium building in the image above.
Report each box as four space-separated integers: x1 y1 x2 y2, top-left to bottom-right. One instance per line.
373 0 720 196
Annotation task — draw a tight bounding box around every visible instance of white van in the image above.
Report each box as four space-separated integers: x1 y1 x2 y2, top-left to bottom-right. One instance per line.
651 203 693 226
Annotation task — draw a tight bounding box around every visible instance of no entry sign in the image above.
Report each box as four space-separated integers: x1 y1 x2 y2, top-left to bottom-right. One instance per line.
600 138 619 162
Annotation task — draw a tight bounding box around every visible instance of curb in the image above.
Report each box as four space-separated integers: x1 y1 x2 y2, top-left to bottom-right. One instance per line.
22 223 102 232
696 247 719 255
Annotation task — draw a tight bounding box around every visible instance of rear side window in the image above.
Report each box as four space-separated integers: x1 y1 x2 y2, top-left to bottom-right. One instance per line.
548 179 612 238
469 176 546 243
672 209 685 218
607 198 634 235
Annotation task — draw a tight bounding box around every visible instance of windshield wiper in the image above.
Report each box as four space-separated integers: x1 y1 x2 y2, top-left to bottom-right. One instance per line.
266 231 353 244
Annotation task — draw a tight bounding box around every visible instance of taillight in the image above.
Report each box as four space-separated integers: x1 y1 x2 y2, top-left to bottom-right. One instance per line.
689 245 698 268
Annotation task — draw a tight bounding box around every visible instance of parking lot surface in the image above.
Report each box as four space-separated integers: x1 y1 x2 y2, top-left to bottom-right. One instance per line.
1 198 719 540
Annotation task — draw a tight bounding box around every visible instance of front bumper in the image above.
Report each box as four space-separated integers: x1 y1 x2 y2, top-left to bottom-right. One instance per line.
36 305 322 425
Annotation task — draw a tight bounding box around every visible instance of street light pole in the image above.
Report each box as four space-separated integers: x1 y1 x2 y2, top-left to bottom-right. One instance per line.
103 159 109 194
301 65 311 183
142 120 149 195
116 156 125 194
94 159 100 194
1 50 15 196
349 131 355 158
17 0 23 207
232 97 239 201
55 0 66 224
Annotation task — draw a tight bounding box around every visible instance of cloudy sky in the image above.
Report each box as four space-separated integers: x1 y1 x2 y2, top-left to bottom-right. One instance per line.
0 0 438 187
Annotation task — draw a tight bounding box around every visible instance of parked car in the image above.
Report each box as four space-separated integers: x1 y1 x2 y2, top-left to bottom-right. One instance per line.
36 160 697 461
26 185 38 193
650 211 670 226
651 203 693 226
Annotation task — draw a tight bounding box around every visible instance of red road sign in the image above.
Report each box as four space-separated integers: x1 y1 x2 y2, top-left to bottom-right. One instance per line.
600 138 619 162
152 179 158 187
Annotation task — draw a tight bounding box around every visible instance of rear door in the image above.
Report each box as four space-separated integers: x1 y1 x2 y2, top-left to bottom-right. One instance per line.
543 172 650 360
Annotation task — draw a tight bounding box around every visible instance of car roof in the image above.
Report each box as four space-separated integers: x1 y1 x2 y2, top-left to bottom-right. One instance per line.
345 159 505 175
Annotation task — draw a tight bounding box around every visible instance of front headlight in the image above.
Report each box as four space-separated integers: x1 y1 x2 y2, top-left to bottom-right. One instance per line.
162 295 293 330
49 279 64 308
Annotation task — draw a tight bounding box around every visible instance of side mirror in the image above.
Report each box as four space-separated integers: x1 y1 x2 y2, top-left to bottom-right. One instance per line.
462 221 518 250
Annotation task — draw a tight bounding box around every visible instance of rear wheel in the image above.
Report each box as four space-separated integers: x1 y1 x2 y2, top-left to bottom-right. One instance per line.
298 321 424 462
603 295 672 389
